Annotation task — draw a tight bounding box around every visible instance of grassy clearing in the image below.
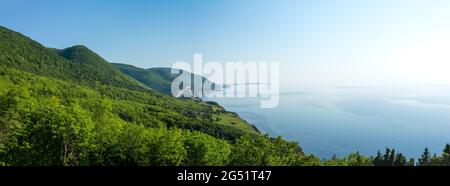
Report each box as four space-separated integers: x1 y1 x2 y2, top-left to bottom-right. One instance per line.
210 105 259 134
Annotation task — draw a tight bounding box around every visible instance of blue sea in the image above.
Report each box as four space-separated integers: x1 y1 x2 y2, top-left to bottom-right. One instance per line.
207 85 450 158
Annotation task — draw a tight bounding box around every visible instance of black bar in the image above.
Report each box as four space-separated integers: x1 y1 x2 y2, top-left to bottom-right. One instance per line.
1 166 448 185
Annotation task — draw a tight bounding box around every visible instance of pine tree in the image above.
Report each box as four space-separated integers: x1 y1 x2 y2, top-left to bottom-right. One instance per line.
442 144 450 166
388 149 396 166
382 148 391 166
418 148 431 166
444 144 450 154
407 158 415 166
372 150 383 166
394 153 406 166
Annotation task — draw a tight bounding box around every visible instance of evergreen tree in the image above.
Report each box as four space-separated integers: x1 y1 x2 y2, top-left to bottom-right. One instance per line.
407 158 415 166
442 144 450 166
394 153 407 166
388 149 396 166
382 148 391 166
372 150 383 166
418 148 432 166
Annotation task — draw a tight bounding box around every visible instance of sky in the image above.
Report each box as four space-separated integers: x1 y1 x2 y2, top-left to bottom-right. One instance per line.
2 0 450 88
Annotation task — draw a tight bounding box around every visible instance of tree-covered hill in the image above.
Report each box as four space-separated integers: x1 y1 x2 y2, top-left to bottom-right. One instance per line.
112 63 215 96
55 45 150 89
0 26 281 166
0 26 144 91
0 26 259 138
0 67 272 166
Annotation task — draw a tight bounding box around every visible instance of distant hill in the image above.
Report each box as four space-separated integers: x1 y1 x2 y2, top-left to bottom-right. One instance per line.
54 45 148 90
112 63 216 96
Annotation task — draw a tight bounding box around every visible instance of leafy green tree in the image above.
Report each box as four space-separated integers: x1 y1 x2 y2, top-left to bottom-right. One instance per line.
183 131 231 166
266 136 305 166
152 128 187 166
113 124 152 165
430 153 442 166
230 135 273 166
87 99 125 165
345 152 373 166
229 135 311 166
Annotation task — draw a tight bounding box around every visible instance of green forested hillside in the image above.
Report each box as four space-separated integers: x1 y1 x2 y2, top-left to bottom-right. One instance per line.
0 26 299 166
2 26 450 166
0 26 144 91
112 63 215 96
54 45 149 90
0 67 244 165
112 64 257 134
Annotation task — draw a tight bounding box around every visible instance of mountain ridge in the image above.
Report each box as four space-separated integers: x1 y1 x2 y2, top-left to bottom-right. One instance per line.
0 26 145 91
112 63 216 96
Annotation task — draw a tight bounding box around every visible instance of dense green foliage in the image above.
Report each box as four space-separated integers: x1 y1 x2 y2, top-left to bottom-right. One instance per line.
372 148 414 166
112 63 215 96
0 62 287 166
415 146 450 166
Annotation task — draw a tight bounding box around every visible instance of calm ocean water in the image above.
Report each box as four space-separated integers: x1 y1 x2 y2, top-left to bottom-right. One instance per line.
207 85 450 158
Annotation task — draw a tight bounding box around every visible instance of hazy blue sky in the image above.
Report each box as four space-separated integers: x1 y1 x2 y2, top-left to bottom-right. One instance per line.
2 0 450 87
